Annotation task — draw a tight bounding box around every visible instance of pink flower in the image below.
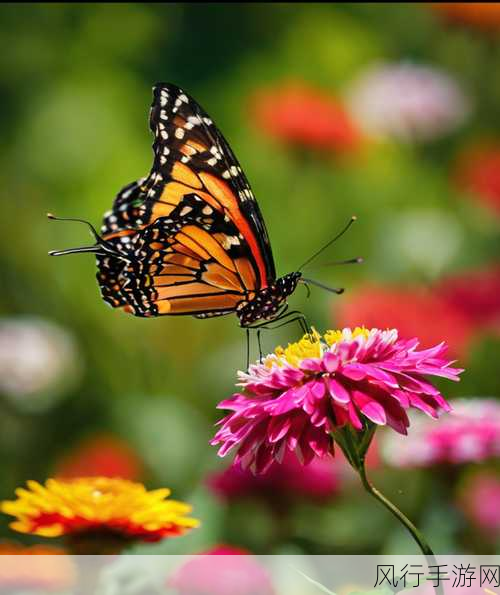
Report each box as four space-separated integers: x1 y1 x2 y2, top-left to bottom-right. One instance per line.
168 546 274 595
459 471 500 536
251 82 361 153
382 398 500 467
211 328 461 474
346 62 470 142
207 452 341 504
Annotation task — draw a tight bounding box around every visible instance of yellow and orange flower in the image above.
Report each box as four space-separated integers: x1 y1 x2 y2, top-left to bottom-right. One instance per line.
1 477 199 543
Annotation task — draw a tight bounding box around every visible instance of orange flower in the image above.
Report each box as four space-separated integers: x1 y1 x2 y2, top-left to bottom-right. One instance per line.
251 82 361 153
431 3 500 31
1 477 199 543
0 543 75 591
455 141 500 218
55 434 144 481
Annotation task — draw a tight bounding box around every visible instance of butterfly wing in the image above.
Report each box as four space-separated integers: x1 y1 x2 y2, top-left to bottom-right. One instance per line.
97 82 276 317
97 192 258 317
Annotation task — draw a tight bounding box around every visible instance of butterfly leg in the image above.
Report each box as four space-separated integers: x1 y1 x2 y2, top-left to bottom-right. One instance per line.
257 329 263 363
247 309 310 337
246 328 250 370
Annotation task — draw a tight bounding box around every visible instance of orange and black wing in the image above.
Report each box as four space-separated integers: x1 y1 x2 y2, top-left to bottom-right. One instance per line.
97 193 258 317
97 82 276 317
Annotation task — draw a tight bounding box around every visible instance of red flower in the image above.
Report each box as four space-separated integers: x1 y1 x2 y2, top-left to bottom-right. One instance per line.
334 285 475 359
169 546 275 595
431 3 500 31
54 434 144 481
436 265 500 333
455 142 500 217
207 452 341 504
251 82 361 153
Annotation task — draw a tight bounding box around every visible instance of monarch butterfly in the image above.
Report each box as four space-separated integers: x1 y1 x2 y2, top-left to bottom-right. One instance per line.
49 83 357 336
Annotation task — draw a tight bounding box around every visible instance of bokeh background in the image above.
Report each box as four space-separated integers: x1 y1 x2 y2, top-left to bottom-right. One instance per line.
1 3 499 556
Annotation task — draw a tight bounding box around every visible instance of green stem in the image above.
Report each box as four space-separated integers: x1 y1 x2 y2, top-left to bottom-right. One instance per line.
358 460 443 595
358 462 433 556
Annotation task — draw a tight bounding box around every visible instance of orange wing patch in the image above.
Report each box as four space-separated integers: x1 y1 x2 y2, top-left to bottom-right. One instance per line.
155 293 243 315
180 139 208 157
198 172 267 288
155 282 228 300
235 257 257 290
181 226 237 272
203 262 244 292
171 162 202 189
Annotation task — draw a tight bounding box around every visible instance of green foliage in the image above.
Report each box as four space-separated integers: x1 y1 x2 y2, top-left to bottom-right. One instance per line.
0 3 499 556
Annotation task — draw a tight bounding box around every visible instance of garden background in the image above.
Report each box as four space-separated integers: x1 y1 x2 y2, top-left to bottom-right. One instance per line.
1 3 499 556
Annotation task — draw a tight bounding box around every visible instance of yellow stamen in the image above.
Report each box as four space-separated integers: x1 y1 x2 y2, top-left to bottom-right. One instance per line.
324 326 370 346
274 328 322 367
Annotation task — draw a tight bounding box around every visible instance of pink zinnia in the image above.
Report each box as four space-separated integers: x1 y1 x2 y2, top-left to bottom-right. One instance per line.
207 452 341 504
211 328 461 474
382 398 500 467
168 546 275 595
459 471 500 536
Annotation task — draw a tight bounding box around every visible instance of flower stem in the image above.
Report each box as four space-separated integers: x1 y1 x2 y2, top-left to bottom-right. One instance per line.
358 462 432 556
358 461 443 595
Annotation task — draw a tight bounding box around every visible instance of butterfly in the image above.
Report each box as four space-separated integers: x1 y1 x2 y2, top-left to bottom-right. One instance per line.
49 83 355 334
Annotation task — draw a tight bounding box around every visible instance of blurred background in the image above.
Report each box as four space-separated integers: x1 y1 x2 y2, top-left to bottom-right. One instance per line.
0 3 499 556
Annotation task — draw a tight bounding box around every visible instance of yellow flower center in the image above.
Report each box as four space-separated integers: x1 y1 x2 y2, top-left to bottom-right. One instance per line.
269 327 372 368
274 328 322 367
324 326 370 346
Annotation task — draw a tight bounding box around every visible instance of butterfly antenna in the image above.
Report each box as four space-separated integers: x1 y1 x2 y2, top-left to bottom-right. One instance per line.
298 216 357 272
312 256 364 269
301 277 344 295
47 213 119 257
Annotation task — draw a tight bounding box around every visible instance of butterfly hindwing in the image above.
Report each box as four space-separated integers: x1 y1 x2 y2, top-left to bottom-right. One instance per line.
97 192 259 317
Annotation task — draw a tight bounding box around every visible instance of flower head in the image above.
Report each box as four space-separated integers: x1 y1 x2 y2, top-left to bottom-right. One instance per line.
458 471 500 536
436 265 500 332
346 62 470 142
55 434 144 481
0 316 80 411
251 82 361 153
431 3 500 31
455 141 500 218
207 452 341 504
211 328 461 474
334 284 475 358
1 477 199 542
169 546 275 595
382 398 500 467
